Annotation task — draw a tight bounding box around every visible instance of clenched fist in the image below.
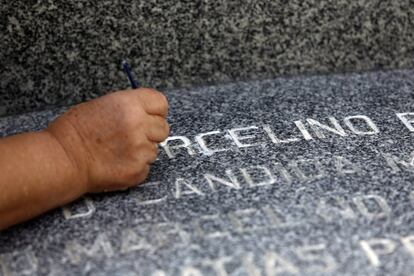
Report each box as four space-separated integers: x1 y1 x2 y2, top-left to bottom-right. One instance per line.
0 88 170 230
47 88 170 193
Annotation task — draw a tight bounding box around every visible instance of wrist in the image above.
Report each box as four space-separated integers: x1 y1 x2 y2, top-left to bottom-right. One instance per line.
44 122 90 194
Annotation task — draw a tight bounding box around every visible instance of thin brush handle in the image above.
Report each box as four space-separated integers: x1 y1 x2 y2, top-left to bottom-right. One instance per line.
122 60 139 89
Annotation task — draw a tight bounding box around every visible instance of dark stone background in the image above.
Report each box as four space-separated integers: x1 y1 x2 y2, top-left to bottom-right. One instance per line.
1 0 414 116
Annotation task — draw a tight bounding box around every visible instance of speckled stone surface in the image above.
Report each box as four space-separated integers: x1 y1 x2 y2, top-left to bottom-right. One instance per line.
2 69 414 275
1 1 414 116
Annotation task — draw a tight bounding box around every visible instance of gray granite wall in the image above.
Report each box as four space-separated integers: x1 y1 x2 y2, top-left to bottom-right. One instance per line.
1 0 414 116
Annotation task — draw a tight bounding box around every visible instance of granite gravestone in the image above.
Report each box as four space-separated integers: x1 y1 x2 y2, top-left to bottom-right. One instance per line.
1 0 414 116
2 69 414 275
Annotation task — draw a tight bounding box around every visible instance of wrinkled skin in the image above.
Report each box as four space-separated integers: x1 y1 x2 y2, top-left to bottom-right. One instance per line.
48 88 170 193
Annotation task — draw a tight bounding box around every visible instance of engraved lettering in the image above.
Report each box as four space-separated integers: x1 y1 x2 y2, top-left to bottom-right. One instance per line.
400 235 414 257
242 253 261 276
307 117 347 139
194 214 229 239
353 195 391 220
160 136 195 158
316 196 357 222
396 113 414 132
175 178 204 199
155 222 190 247
295 244 336 273
240 165 277 187
120 229 153 253
181 267 203 276
65 234 114 264
136 181 168 205
204 170 240 191
204 256 232 276
228 208 263 233
62 197 95 220
360 238 396 267
273 162 293 184
195 130 229 155
228 126 263 148
344 115 379 135
289 159 326 181
0 249 38 276
262 205 287 227
382 152 414 173
263 124 300 144
265 251 299 275
152 270 167 276
294 120 313 140
333 156 363 176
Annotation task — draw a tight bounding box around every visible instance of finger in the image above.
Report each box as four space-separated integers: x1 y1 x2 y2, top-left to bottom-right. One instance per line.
143 144 158 164
145 116 170 142
120 160 152 187
135 165 151 185
133 88 169 117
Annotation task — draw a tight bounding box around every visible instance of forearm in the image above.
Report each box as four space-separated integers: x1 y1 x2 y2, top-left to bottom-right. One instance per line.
0 131 87 230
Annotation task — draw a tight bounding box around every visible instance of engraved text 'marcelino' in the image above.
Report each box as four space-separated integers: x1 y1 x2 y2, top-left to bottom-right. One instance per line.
160 114 381 159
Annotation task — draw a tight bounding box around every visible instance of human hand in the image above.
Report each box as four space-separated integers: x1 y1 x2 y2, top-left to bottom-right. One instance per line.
46 88 169 193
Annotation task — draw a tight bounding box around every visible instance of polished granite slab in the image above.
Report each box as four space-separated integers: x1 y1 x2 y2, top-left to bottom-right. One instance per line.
2 69 414 275
1 0 414 116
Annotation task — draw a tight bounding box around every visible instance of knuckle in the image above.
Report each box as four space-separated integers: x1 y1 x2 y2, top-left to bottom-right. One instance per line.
124 110 146 130
136 166 151 184
146 149 158 163
138 88 158 94
152 143 159 154
158 120 170 136
147 90 168 108
163 121 170 135
136 95 149 111
143 165 151 175
117 169 137 187
152 149 158 159
124 164 149 185
139 88 161 99
136 89 168 115
135 105 148 119
124 176 139 187
158 94 169 112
